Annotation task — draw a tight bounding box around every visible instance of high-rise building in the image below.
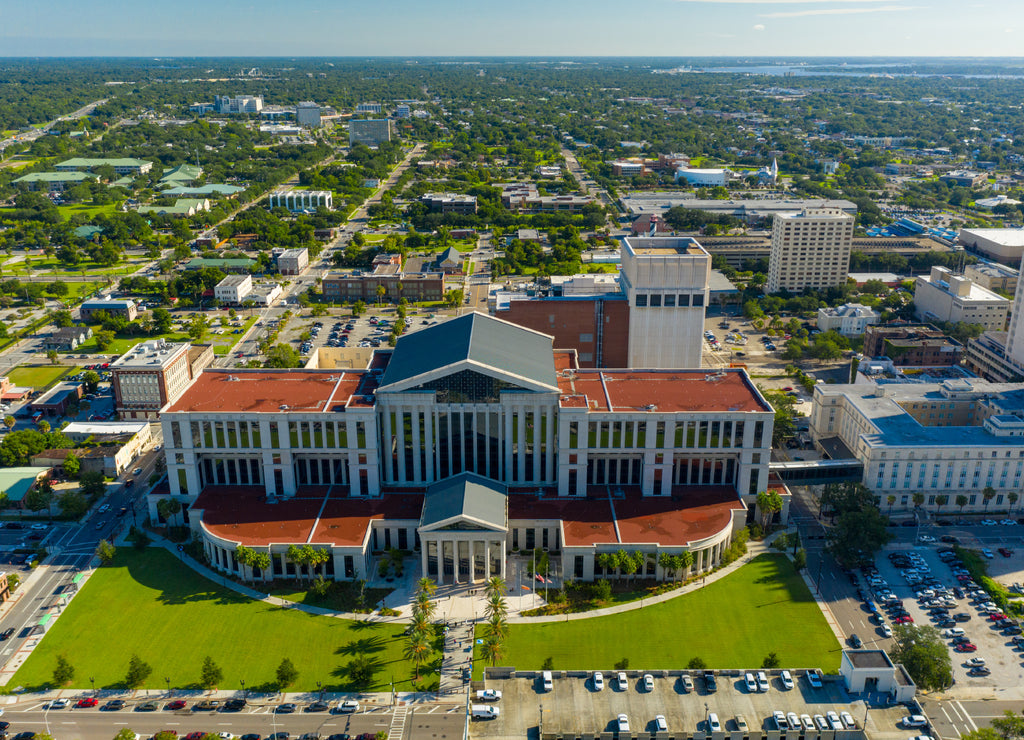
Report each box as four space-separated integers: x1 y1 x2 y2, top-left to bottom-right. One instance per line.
349 119 392 147
295 102 321 128
214 95 263 114
620 236 710 368
767 208 855 293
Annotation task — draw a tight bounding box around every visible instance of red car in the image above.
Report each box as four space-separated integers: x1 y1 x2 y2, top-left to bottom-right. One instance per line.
989 613 1008 621
166 700 187 710
894 615 914 624
999 548 1014 557
955 643 978 652
75 697 98 708
185 733 207 740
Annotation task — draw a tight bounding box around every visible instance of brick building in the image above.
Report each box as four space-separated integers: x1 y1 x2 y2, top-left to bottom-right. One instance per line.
862 324 964 366
323 272 444 304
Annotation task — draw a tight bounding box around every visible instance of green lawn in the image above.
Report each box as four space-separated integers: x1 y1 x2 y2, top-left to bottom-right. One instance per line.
12 549 440 692
56 203 118 220
475 554 840 675
6 364 76 391
2 258 141 277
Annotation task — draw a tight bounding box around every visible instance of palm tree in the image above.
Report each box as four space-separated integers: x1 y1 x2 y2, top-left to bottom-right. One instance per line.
482 614 508 643
956 494 969 517
409 610 431 636
983 486 997 514
484 576 506 601
935 494 949 516
912 492 925 513
415 577 437 598
658 552 676 580
680 551 695 581
481 636 504 667
886 495 896 517
484 592 508 620
1009 492 1019 515
595 552 615 578
413 592 436 620
403 632 431 681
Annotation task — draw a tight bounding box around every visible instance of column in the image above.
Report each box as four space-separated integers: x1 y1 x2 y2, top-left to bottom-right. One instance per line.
469 540 476 583
452 539 460 584
421 539 428 583
517 407 527 482
411 408 422 483
504 408 513 482
381 411 393 483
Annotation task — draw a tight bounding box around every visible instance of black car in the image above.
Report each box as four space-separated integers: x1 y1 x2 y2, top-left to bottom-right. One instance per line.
849 634 863 648
1004 626 1023 635
135 701 159 711
704 672 717 692
327 735 351 740
224 698 247 711
968 666 992 676
954 613 972 622
102 700 126 711
306 701 329 712
240 735 262 740
0 628 15 641
276 703 297 714
936 619 957 628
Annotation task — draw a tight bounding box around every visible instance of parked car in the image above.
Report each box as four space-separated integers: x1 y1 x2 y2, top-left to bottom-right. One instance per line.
901 716 929 728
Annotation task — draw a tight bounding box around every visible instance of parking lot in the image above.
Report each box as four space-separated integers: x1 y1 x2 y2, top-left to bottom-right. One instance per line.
869 545 1024 692
471 672 910 740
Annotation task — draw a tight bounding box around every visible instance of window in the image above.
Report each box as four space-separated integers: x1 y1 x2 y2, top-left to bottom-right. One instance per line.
664 295 676 307
650 295 662 307
692 293 704 307
635 294 648 307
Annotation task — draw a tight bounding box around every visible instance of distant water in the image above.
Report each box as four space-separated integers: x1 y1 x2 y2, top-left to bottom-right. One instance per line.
684 62 1024 80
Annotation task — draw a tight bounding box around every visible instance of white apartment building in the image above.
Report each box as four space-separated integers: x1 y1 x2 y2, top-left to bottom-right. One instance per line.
674 168 730 187
816 303 881 336
619 236 710 368
767 208 855 293
811 379 1024 514
214 274 253 305
267 190 333 212
913 266 1009 331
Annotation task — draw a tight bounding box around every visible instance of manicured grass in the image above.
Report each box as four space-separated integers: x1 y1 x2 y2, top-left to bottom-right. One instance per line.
6 364 76 391
56 203 118 220
475 554 839 675
12 549 440 692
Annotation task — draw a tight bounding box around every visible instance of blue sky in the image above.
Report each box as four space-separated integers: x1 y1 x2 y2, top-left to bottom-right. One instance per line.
1 0 1021 57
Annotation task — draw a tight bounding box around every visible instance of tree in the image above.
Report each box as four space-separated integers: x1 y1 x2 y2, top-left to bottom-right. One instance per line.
79 470 107 498
687 657 707 670
404 631 431 681
956 494 969 516
276 657 298 689
52 310 73 328
264 343 301 368
46 349 59 365
62 451 81 479
82 370 101 393
115 729 140 740
156 497 182 526
756 490 783 531
94 330 115 351
890 624 952 690
3 416 14 430
200 656 223 689
481 636 504 667
96 539 116 565
124 654 153 688
991 711 1024 740
983 486 997 512
935 494 949 516
793 548 807 571
188 315 208 343
1009 492 1019 515
822 482 893 567
886 495 896 516
762 652 781 669
58 489 88 518
24 484 53 513
150 308 173 334
53 653 75 686
346 653 377 689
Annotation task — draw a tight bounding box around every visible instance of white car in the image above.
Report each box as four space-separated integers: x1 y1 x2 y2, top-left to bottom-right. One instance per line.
617 672 628 691
47 699 68 709
840 712 856 729
1000 519 1016 526
642 673 654 692
744 672 757 692
806 670 822 688
901 715 929 728
756 671 769 692
827 711 843 730
337 700 359 713
966 657 986 667
881 623 893 638
655 715 668 732
918 535 936 544
780 670 794 690
983 549 995 559
593 671 604 691
617 714 630 733
707 713 722 732
942 628 965 638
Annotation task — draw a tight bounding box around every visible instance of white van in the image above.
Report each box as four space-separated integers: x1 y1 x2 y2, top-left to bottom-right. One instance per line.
472 705 500 719
541 670 553 691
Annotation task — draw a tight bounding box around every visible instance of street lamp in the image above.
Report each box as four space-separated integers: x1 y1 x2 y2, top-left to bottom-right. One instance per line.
240 678 246 698
90 676 95 694
316 680 322 698
165 676 171 694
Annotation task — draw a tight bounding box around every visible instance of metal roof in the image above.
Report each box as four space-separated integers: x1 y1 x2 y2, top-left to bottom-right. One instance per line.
379 312 558 391
420 473 508 531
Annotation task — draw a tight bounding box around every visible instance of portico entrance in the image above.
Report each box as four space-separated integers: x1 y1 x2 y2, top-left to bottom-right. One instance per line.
417 472 508 585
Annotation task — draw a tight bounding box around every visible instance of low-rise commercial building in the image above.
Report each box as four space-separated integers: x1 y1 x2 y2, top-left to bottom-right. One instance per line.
267 190 333 212
674 168 730 186
941 170 987 188
959 228 1024 265
214 275 253 305
43 326 93 352
13 171 94 191
80 298 138 323
276 248 309 275
55 158 153 175
965 261 1019 295
30 382 83 417
420 193 477 214
863 324 963 367
913 266 1009 331
322 272 444 304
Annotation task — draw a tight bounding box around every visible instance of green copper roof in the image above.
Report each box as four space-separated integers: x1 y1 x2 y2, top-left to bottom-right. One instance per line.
420 472 508 531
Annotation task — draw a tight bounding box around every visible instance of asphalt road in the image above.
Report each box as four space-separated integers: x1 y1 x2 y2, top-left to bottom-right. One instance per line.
0 699 465 740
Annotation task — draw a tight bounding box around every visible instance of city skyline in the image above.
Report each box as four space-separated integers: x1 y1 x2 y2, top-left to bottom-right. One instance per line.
1 0 1021 58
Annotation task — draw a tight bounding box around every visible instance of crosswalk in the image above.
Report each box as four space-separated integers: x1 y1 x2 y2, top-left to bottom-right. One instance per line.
389 703 408 740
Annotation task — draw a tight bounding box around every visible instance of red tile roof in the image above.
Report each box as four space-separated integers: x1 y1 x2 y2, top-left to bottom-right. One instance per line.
557 369 770 414
167 370 366 414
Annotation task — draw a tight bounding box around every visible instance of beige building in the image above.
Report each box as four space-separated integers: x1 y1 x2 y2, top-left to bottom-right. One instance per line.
965 262 1018 295
767 208 855 293
959 228 1024 264
213 275 253 305
913 266 1009 331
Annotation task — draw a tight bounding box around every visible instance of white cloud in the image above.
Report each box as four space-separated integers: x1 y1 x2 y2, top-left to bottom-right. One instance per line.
759 4 917 16
753 23 766 30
